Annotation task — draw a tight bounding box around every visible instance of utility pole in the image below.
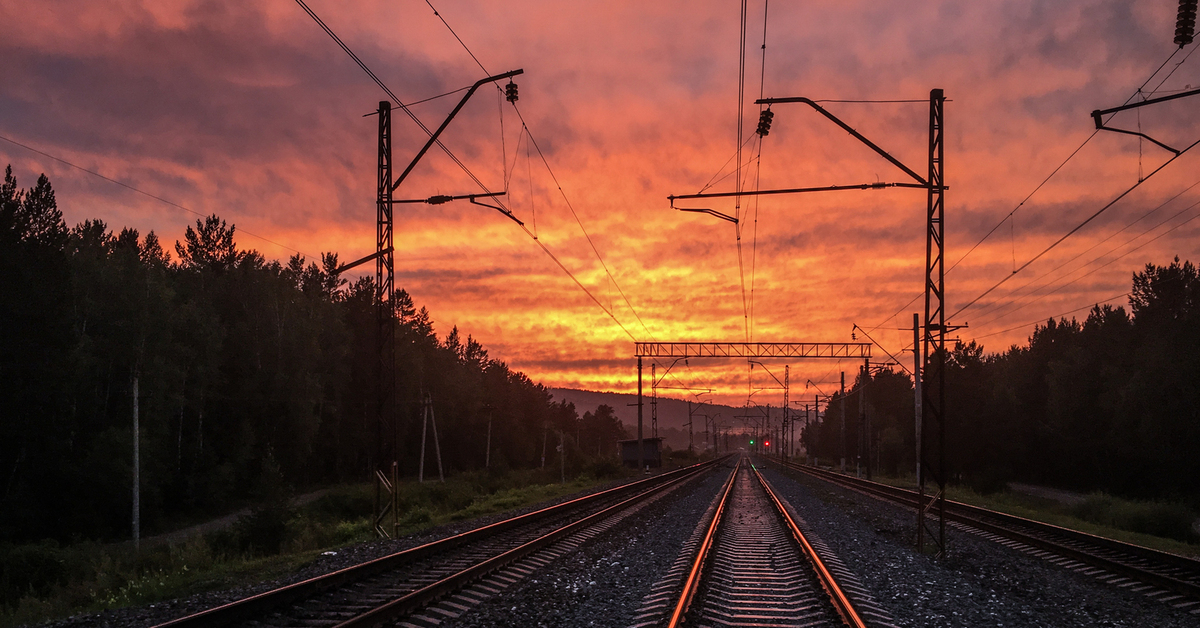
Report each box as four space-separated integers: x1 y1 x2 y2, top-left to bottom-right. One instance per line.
783 365 790 460
637 357 644 473
913 313 922 486
918 88 948 557
559 430 565 484
132 374 140 552
651 363 657 438
840 371 846 473
485 406 492 469
351 69 523 537
858 362 866 478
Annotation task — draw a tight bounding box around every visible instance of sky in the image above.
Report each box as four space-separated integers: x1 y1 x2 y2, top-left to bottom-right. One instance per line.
3 0 1199 405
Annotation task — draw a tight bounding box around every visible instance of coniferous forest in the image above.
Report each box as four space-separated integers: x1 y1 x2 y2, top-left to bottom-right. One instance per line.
4 165 1198 546
0 167 628 544
805 258 1200 504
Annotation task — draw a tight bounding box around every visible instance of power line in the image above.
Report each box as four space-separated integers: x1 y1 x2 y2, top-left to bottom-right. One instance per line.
951 136 1200 319
946 45 1189 277
971 196 1200 331
414 0 718 396
0 133 310 257
973 292 1131 340
967 177 1200 325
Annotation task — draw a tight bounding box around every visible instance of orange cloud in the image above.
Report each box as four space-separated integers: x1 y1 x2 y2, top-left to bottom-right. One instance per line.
3 0 1198 404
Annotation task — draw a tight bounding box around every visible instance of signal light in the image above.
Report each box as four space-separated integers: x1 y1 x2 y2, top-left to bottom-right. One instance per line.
756 108 774 136
505 80 519 103
765 440 770 447
1178 0 1197 47
750 439 755 445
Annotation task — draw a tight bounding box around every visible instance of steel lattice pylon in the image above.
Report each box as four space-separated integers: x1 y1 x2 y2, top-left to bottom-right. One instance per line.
373 101 397 538
918 89 947 557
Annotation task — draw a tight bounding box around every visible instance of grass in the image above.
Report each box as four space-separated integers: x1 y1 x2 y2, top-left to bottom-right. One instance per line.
825 468 1200 558
0 462 632 628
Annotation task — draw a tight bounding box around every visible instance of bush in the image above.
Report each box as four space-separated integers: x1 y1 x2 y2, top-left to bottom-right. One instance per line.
1069 494 1199 543
583 458 624 480
0 541 77 610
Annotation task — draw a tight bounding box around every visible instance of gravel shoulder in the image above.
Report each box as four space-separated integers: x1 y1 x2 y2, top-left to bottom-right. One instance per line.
757 459 1199 628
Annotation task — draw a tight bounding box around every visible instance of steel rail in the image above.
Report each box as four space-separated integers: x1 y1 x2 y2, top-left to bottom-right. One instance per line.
153 458 723 628
338 460 721 628
752 464 869 628
666 458 740 627
668 458 867 627
771 458 1200 601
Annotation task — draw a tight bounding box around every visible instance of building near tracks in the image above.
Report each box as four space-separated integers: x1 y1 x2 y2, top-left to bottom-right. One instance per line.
618 437 663 469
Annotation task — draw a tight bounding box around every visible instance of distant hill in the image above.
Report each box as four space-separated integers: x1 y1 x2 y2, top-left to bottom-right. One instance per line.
548 388 766 451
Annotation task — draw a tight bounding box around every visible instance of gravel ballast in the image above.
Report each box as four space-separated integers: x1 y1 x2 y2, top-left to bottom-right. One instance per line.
756 459 1198 627
442 460 734 628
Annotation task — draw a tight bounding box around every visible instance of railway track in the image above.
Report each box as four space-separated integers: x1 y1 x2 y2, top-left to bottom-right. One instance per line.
656 457 889 628
768 457 1200 613
153 458 723 628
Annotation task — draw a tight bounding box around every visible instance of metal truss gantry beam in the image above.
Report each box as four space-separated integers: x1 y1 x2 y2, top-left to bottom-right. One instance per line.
635 342 871 359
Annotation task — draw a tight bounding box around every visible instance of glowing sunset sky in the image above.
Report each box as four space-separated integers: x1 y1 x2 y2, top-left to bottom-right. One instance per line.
3 0 1198 404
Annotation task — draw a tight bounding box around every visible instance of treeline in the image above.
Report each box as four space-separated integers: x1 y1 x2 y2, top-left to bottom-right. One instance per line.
0 167 626 543
804 257 1200 501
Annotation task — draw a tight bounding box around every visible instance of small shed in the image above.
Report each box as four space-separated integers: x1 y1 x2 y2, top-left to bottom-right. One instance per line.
618 437 664 469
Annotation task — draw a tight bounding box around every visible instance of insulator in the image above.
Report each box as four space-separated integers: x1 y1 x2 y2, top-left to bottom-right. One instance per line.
1178 0 1198 47
426 195 453 205
756 108 774 136
505 80 519 103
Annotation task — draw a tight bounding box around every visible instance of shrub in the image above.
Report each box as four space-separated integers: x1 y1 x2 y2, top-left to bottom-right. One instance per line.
1069 494 1199 543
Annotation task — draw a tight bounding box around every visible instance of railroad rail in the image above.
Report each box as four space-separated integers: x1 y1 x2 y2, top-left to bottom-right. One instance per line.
153 458 725 628
769 457 1200 609
666 457 868 627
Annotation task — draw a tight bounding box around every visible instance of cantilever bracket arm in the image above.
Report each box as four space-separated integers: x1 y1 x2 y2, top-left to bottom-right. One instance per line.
469 194 524 227
394 190 523 226
335 246 394 274
390 68 524 193
675 206 739 223
1090 87 1200 156
668 181 929 205
756 96 929 186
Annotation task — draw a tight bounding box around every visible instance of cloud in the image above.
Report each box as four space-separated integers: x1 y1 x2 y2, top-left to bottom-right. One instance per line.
3 0 1198 404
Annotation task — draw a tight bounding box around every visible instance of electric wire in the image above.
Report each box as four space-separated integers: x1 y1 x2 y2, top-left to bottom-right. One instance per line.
973 292 1131 340
950 137 1200 319
0 133 310 257
736 0 750 342
946 45 1187 276
295 0 646 347
698 134 761 194
748 0 768 344
293 0 493 198
418 0 717 396
967 177 1200 325
866 44 1196 344
971 195 1200 331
